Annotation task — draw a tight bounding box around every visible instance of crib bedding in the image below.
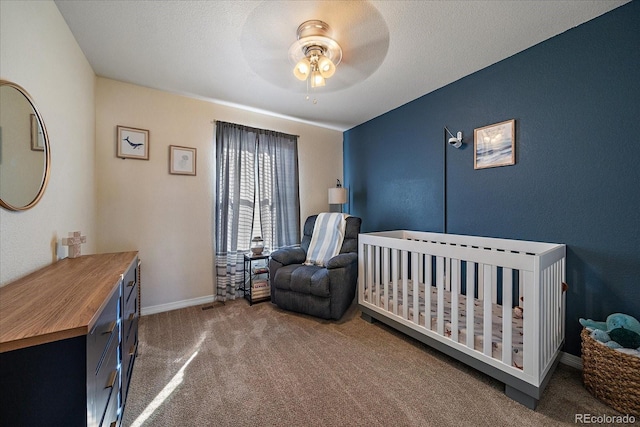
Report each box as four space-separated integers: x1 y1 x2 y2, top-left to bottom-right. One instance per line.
363 282 525 369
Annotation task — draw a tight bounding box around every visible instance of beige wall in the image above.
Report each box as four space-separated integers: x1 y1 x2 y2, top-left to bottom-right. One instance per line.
0 1 96 285
96 78 343 312
0 1 344 312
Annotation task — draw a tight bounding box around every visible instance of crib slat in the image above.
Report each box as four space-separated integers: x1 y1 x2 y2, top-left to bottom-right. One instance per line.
451 258 460 343
466 262 475 348
383 248 389 312
558 257 567 341
392 249 398 316
483 265 493 357
502 267 513 367
402 250 409 319
419 253 424 296
375 246 380 308
366 245 373 304
552 264 558 359
523 270 537 377
551 264 558 361
436 256 445 335
551 269 555 370
551 264 557 356
558 260 564 347
548 266 554 365
552 262 562 356
412 252 419 324
425 255 432 329
543 267 549 365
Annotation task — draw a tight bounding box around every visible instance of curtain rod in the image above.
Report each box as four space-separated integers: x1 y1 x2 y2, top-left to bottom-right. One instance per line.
211 119 299 138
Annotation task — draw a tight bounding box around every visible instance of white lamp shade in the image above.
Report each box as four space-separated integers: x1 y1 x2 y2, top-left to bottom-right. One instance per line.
310 70 325 88
317 56 336 78
328 187 348 204
293 58 311 80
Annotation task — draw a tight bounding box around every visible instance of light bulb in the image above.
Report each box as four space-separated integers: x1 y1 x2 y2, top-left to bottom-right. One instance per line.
293 58 311 81
310 70 325 87
317 56 336 78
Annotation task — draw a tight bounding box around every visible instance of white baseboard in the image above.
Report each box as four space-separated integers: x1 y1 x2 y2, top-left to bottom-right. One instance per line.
141 295 214 316
560 351 583 370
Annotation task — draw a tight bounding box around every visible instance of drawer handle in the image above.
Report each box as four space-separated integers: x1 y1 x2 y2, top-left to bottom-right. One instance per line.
127 280 135 288
129 344 136 356
102 321 116 335
105 370 117 389
110 422 117 427
128 312 136 321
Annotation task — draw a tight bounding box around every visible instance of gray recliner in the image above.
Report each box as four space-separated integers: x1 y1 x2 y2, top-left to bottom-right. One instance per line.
269 215 362 320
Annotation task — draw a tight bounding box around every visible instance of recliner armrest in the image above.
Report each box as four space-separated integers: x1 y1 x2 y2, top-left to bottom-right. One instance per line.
270 246 306 266
326 252 358 269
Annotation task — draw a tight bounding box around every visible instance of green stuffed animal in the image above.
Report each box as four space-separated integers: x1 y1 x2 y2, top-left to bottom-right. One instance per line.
608 328 640 349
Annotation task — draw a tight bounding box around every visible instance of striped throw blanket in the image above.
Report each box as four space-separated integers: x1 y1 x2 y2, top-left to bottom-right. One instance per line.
304 213 348 267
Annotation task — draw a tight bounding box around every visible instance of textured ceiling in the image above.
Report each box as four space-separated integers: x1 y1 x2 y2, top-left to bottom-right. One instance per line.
54 1 627 131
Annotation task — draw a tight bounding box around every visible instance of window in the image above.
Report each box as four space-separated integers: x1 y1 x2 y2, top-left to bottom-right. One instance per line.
214 121 300 299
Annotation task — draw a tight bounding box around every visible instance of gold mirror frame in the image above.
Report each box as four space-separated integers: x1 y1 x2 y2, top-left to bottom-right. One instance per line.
0 80 51 211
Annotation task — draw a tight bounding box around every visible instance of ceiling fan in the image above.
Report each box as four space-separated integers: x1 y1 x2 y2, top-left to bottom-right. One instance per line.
240 1 390 94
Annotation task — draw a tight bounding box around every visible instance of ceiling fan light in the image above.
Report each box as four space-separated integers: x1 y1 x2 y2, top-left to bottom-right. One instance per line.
317 56 335 78
290 20 342 89
293 58 311 80
310 70 325 88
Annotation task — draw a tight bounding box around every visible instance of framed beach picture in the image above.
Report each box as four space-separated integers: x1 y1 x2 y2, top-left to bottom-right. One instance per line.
474 119 515 169
117 125 149 160
169 145 196 176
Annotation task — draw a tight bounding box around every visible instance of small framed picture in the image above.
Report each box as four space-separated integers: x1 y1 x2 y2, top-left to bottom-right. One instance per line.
30 114 44 151
169 145 196 176
474 119 515 169
117 125 149 160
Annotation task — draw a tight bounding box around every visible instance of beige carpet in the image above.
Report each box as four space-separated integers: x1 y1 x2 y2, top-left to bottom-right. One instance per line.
122 300 632 427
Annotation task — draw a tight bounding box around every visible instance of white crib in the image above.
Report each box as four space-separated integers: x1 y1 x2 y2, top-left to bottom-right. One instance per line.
357 230 566 409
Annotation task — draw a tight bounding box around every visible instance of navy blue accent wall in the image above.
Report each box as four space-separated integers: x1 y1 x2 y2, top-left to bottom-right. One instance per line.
344 2 639 357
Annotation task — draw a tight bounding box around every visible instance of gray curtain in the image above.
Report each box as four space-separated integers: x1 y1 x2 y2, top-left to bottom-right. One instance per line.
215 122 299 301
257 130 300 251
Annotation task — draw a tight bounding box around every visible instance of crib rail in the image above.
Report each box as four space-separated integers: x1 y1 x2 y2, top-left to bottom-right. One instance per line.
358 230 566 387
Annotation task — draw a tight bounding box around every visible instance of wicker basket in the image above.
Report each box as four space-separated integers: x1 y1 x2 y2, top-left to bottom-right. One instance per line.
581 328 640 416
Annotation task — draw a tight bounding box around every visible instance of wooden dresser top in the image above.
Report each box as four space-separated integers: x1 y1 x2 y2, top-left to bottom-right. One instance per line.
0 252 138 353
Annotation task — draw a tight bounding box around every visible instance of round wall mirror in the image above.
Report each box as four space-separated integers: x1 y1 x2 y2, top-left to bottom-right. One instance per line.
0 80 51 211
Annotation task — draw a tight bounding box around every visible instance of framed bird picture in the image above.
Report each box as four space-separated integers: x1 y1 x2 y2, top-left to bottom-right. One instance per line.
117 125 149 160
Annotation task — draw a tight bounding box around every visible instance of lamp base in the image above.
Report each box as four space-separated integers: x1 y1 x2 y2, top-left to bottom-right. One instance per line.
329 204 343 213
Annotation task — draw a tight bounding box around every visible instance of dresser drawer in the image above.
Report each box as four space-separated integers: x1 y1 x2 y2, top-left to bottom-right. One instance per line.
94 334 119 426
122 329 138 404
123 282 138 343
88 286 120 373
101 375 120 427
122 314 137 373
123 264 137 306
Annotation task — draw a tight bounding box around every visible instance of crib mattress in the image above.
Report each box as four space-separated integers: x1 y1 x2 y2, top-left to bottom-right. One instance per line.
364 282 524 369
